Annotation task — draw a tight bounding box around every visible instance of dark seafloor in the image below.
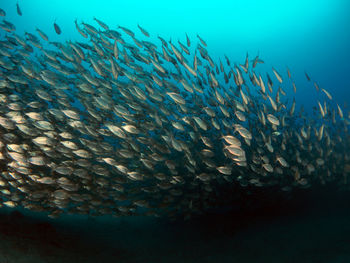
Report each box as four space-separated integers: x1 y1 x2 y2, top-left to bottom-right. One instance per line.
1 186 350 263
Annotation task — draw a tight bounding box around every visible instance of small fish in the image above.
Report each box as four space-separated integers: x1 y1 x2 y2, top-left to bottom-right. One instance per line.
16 2 22 16
337 104 343 119
197 34 207 47
178 40 190 55
186 33 191 47
224 54 230 66
0 16 347 221
267 95 277 111
167 92 186 105
36 28 48 41
252 54 264 68
272 67 283 83
277 156 289 167
222 135 242 146
217 166 232 175
0 8 6 16
290 98 296 116
262 163 274 173
267 114 280 126
321 88 332 100
137 24 150 37
317 101 325 117
119 26 135 37
244 53 249 69
305 71 311 81
54 20 61 35
259 75 266 93
75 19 87 38
314 82 319 92
287 67 291 78
94 17 109 30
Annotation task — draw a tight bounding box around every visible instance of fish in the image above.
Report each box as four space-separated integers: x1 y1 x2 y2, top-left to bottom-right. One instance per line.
317 101 325 117
74 19 87 38
305 71 311 81
35 28 48 41
272 67 283 83
0 8 6 16
186 33 190 47
0 15 347 221
321 88 332 100
166 92 186 105
16 2 22 16
252 54 264 68
118 26 135 37
197 34 207 46
267 114 280 126
337 104 343 119
137 24 150 37
267 95 277 111
222 135 241 147
53 20 61 35
93 17 109 30
224 54 230 66
259 75 266 93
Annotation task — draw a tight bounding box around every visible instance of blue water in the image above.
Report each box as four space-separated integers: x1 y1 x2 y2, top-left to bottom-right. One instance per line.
1 0 350 108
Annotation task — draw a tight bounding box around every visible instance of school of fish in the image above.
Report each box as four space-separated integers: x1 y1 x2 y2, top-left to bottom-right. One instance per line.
0 5 349 219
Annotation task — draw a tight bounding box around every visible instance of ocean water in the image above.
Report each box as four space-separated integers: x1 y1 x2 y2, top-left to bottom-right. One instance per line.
4 0 350 107
0 0 350 262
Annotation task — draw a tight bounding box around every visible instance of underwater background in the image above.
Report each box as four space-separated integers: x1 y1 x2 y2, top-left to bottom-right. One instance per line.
4 0 350 107
0 0 350 262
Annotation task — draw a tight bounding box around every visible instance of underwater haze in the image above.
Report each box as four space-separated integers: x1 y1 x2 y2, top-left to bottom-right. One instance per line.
0 0 350 262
